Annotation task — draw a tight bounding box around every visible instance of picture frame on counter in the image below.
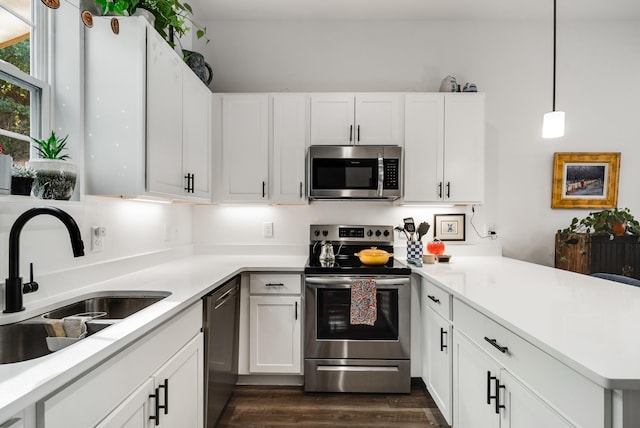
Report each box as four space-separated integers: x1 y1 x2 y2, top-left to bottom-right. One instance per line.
434 213 466 241
551 152 621 209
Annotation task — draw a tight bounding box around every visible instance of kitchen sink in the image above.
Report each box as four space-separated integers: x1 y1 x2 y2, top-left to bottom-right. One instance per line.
0 291 171 364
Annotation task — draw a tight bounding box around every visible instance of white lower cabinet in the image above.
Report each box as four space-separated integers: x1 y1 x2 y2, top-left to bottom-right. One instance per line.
420 278 453 424
423 306 452 424
453 331 572 428
451 298 605 428
40 303 203 428
243 273 303 375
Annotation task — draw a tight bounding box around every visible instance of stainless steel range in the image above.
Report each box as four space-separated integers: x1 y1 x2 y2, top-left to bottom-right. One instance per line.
304 224 412 393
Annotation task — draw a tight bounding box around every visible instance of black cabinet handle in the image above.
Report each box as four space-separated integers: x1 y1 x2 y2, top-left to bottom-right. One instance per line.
484 336 509 354
427 295 440 304
349 125 353 142
266 283 284 287
295 301 298 320
438 182 443 198
440 327 447 352
495 378 506 414
184 174 190 192
190 174 195 193
262 181 266 198
159 379 168 415
149 388 160 425
446 181 451 198
357 125 360 142
486 371 492 405
299 182 303 199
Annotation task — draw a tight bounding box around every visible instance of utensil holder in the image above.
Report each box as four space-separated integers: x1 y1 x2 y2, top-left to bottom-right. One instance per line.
407 241 423 260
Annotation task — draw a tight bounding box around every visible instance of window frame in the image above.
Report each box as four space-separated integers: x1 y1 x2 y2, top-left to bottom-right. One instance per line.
0 0 51 158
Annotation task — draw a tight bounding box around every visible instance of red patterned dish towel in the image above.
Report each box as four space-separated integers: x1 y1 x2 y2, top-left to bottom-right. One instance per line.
350 279 377 326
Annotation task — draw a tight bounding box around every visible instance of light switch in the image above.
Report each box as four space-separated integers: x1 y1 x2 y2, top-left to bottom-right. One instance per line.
263 221 274 238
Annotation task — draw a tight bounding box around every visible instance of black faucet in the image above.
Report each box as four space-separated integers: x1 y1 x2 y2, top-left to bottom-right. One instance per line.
4 206 85 313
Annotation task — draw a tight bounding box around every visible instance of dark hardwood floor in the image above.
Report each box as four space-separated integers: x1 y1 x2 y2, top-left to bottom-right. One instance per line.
216 381 450 428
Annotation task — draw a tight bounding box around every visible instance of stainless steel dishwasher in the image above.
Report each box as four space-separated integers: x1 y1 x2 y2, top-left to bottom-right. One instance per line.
203 276 240 428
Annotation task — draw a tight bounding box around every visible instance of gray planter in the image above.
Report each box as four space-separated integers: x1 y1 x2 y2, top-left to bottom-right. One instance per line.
27 159 77 200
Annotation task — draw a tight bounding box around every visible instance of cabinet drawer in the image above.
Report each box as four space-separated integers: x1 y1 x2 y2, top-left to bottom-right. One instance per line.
423 279 451 320
250 274 301 294
453 298 605 428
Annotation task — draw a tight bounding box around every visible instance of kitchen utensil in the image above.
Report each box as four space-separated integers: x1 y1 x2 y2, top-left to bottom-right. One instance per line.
354 247 393 265
395 225 410 240
403 217 416 241
416 222 430 241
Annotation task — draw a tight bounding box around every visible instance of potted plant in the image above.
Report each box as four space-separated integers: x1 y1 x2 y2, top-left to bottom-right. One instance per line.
10 164 36 196
27 131 78 200
93 0 208 47
555 208 640 270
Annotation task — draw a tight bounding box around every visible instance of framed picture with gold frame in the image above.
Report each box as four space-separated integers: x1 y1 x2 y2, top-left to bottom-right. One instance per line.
551 152 621 209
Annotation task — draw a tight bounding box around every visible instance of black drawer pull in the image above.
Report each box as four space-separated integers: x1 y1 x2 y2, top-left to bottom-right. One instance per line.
495 379 506 414
484 336 509 354
265 283 284 287
149 388 160 425
427 295 440 304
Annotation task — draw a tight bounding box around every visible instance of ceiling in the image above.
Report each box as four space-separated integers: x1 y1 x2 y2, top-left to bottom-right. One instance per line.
188 0 640 21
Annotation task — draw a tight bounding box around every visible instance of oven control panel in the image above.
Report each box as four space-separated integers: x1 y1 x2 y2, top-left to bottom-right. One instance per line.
310 225 394 243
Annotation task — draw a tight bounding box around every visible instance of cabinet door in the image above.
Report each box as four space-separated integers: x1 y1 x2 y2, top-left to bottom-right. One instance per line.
153 334 204 428
423 307 452 424
404 94 444 202
249 295 302 374
221 95 269 201
182 70 212 200
272 94 308 204
310 94 355 145
95 379 154 428
443 94 485 203
453 331 501 428
500 370 574 428
354 94 404 146
145 28 184 197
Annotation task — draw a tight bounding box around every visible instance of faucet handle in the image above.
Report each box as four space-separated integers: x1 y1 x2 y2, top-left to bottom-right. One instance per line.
23 262 39 294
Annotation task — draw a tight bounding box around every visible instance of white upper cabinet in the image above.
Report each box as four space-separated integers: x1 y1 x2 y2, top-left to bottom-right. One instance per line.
272 94 308 204
310 94 403 146
84 16 211 201
403 93 485 204
220 94 269 201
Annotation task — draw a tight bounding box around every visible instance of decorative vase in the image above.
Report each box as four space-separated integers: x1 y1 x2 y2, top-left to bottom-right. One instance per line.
11 177 34 196
182 49 213 85
27 159 77 200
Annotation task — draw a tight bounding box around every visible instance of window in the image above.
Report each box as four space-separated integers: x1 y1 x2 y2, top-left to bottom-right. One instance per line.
0 0 49 164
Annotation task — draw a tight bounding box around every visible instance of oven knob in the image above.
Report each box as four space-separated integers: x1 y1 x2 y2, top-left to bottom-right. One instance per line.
375 230 381 237
314 230 320 237
322 230 328 237
383 230 390 237
367 230 373 237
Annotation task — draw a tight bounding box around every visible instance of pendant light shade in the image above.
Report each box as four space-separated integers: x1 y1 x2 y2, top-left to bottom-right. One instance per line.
542 0 565 139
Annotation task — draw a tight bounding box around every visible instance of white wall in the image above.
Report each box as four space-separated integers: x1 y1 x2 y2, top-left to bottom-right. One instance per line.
193 18 640 266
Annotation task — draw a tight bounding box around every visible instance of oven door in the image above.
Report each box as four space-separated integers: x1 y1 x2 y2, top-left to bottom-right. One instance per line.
304 276 410 360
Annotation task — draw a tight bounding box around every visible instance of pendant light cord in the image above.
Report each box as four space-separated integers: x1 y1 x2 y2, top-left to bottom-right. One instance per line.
552 0 557 112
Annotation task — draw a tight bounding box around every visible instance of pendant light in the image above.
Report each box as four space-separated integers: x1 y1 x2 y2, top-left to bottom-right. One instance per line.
542 0 565 138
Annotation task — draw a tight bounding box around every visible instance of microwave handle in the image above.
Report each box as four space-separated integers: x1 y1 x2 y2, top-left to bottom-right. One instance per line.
378 155 384 197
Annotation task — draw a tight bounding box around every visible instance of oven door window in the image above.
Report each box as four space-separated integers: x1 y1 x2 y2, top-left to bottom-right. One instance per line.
316 288 399 340
312 158 378 190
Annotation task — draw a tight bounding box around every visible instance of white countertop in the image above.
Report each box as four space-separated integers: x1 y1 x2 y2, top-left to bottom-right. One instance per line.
410 256 640 390
0 254 306 423
2 253 640 422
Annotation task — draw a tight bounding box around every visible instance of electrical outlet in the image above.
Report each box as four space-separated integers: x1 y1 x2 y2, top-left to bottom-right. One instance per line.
263 221 274 238
90 226 106 252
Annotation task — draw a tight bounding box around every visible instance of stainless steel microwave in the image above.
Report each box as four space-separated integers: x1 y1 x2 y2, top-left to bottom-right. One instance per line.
307 145 402 200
